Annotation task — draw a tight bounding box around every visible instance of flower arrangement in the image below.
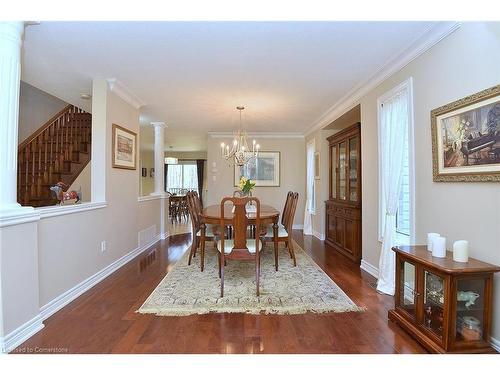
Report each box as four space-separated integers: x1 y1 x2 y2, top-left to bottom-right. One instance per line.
238 176 256 194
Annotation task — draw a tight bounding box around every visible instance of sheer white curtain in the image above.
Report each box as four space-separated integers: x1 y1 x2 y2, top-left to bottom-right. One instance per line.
377 88 409 295
304 140 315 235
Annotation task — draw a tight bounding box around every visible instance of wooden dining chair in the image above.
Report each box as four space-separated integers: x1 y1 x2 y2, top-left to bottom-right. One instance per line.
264 192 299 268
186 191 217 270
218 197 263 297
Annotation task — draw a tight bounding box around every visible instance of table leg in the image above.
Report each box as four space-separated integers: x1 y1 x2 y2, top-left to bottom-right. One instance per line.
273 222 279 271
200 224 206 272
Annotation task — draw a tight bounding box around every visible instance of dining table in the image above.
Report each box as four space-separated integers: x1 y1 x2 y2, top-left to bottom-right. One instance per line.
200 204 280 271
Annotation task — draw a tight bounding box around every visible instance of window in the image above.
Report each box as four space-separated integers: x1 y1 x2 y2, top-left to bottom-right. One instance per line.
166 162 198 194
378 77 415 245
306 140 316 214
396 133 410 237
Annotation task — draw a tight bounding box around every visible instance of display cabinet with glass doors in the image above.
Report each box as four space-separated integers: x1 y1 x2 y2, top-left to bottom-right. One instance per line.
389 245 500 353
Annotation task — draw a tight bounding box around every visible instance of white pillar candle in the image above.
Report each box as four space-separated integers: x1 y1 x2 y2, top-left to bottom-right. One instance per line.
453 240 469 263
432 236 447 258
427 233 440 251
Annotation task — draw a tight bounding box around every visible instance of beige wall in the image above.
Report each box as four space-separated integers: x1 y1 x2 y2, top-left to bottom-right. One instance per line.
359 23 500 339
206 136 306 226
140 149 155 196
69 162 92 202
37 88 160 307
18 81 68 144
0 222 39 334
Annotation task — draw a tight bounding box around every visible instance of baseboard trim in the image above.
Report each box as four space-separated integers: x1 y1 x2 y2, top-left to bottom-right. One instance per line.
1 314 44 353
491 336 500 352
312 230 325 241
40 234 162 321
360 259 379 279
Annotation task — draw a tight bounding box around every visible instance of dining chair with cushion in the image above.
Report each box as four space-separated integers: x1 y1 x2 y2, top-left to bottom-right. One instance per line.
218 197 263 297
263 191 299 268
186 191 217 270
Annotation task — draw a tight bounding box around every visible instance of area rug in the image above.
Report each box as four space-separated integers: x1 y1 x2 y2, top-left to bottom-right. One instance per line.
137 240 364 316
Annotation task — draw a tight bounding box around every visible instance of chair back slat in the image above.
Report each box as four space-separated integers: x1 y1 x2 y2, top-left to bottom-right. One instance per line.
186 191 200 232
281 191 293 226
283 192 299 232
220 197 260 256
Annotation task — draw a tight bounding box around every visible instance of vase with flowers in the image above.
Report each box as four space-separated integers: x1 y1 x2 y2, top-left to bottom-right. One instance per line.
238 176 256 198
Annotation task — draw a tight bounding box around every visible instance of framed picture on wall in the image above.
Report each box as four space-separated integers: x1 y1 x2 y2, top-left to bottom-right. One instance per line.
314 151 320 180
431 84 500 182
112 124 137 170
234 151 280 187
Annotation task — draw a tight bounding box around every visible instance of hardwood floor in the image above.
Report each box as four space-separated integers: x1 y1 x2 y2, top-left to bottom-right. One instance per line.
13 231 427 354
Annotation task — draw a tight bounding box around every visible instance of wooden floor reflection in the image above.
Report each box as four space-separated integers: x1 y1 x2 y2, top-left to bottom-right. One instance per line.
14 231 427 353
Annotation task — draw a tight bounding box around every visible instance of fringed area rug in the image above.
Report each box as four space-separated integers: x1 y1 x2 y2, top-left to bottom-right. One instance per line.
137 240 364 316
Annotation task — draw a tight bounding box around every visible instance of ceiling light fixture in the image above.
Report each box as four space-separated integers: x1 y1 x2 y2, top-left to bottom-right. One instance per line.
220 106 260 167
80 93 92 100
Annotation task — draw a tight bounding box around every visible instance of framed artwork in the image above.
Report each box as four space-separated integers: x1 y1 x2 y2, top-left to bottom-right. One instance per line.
112 124 137 170
431 85 500 182
234 151 280 187
314 151 321 180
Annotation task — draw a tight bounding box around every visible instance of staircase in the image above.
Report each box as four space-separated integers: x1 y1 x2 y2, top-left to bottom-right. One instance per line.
17 105 92 207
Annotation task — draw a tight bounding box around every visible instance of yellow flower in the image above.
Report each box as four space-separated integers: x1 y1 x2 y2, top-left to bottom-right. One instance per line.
238 176 247 190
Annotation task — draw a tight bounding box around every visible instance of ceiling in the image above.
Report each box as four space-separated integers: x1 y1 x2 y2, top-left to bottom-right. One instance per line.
22 21 438 149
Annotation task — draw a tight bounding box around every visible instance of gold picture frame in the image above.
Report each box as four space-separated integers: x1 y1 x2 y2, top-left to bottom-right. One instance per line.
112 124 137 170
431 84 500 182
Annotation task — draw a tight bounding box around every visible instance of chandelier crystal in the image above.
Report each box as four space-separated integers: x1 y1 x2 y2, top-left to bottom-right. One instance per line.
220 106 260 167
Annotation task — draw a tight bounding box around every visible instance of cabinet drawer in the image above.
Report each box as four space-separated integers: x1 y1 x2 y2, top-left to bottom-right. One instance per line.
343 207 360 220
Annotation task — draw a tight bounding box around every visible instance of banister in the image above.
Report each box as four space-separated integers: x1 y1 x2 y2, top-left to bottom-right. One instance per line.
18 104 73 151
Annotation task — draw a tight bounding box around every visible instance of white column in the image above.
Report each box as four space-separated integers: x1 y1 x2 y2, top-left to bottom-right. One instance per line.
0 22 26 213
151 122 166 195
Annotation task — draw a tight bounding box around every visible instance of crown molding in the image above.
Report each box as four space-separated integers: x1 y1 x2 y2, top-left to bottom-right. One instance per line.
304 21 461 136
208 132 304 139
106 78 145 109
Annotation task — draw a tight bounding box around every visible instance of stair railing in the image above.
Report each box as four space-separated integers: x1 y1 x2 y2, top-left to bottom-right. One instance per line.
17 105 91 206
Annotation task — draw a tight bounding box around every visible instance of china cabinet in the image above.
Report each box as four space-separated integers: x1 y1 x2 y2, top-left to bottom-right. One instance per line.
325 123 361 263
389 245 500 353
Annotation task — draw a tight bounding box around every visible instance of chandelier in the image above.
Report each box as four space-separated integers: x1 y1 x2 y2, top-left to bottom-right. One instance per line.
220 106 260 167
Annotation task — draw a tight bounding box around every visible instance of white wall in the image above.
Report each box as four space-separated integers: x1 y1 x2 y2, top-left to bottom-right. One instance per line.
359 22 500 340
18 81 68 144
206 136 306 226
